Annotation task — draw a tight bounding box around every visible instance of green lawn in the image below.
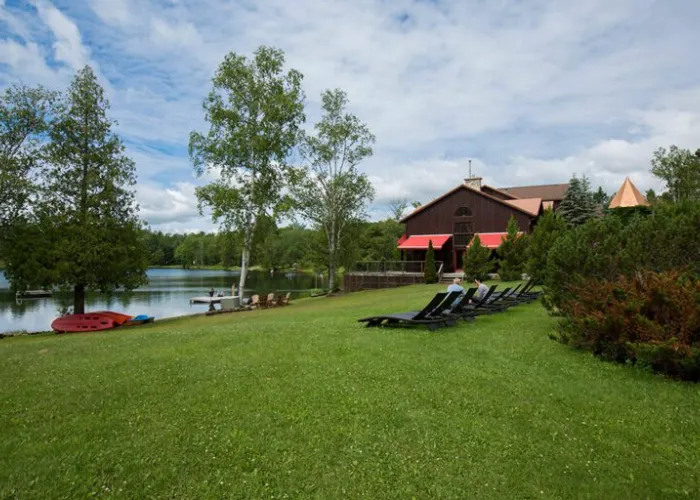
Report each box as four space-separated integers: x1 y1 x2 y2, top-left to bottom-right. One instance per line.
1 284 699 499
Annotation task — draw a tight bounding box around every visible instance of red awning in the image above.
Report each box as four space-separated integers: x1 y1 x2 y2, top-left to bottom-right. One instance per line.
468 232 524 249
398 234 452 250
397 233 408 246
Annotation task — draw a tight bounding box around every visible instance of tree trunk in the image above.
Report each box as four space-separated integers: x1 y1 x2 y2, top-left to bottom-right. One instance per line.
239 246 249 302
74 284 85 314
238 214 255 302
328 221 336 291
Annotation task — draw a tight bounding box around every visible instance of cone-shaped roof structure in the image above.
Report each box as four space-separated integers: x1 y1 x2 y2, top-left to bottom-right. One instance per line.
609 177 649 208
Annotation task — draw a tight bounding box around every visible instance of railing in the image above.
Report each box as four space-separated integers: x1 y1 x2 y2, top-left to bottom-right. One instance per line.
350 261 442 275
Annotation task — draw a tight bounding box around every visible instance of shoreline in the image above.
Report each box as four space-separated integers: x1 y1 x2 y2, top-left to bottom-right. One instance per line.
0 290 329 338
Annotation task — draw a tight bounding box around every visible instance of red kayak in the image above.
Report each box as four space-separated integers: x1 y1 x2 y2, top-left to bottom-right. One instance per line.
51 314 116 333
92 311 133 325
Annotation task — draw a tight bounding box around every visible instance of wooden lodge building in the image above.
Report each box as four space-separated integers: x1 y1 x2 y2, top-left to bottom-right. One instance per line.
397 177 569 273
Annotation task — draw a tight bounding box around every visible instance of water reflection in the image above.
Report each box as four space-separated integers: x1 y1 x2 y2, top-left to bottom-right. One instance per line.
0 268 323 333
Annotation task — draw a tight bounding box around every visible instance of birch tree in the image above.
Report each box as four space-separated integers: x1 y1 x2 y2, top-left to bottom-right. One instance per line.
189 47 305 300
293 89 375 290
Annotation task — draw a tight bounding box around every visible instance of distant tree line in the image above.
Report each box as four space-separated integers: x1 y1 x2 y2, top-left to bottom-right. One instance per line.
139 216 405 272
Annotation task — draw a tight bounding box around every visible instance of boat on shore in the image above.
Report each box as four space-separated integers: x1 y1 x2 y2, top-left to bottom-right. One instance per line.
51 311 155 333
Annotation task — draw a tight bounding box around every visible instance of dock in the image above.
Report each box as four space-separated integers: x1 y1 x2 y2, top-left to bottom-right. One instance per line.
189 296 236 305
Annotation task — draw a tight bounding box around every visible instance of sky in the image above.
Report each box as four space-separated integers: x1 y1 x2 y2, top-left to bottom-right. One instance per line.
1 0 699 232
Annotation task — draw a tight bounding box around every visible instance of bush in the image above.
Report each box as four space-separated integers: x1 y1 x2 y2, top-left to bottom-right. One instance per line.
463 234 491 281
544 215 631 312
556 271 700 380
424 240 438 284
622 201 700 275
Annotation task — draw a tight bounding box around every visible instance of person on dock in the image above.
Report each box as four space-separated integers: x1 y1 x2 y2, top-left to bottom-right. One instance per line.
208 287 215 297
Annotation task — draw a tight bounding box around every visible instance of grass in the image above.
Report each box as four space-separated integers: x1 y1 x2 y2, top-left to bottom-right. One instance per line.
1 284 699 499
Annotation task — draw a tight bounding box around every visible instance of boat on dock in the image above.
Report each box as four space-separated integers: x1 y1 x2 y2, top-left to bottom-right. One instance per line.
15 290 52 299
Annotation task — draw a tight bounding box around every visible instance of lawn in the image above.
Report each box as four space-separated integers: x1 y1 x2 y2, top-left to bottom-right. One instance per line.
1 284 699 499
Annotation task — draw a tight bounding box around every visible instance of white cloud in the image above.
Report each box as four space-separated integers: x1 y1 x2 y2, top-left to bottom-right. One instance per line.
2 0 700 229
0 40 55 83
136 182 202 225
89 0 133 26
30 0 91 70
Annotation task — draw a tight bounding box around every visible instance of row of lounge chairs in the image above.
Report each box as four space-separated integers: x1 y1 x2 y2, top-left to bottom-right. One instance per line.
357 281 542 330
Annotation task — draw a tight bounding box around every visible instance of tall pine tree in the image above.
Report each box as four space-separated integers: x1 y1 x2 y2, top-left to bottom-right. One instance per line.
4 67 147 313
525 208 567 283
424 240 438 284
463 234 491 281
497 216 528 281
559 175 596 227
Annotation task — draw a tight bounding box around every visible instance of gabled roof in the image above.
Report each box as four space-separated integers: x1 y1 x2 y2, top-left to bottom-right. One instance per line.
401 184 538 222
481 184 519 200
504 198 542 216
498 183 569 201
609 177 649 208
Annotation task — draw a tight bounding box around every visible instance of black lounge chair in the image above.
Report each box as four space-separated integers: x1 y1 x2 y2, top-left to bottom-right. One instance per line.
500 283 536 305
357 291 462 330
513 281 541 302
459 285 498 318
472 287 514 314
444 287 478 316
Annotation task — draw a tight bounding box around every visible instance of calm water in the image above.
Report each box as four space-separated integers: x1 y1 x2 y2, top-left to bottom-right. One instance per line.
0 268 324 333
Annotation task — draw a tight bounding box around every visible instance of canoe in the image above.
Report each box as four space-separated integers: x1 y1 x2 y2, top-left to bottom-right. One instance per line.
92 311 133 325
51 314 116 333
123 315 155 327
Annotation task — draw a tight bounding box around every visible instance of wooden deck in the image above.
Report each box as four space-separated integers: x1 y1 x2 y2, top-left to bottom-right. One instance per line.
189 296 236 304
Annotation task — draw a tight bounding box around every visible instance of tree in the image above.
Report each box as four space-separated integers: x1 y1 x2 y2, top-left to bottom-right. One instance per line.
189 46 305 301
387 198 408 221
650 145 700 202
411 201 422 209
4 66 147 313
0 84 56 234
463 234 491 281
497 216 528 281
558 175 596 226
646 188 657 205
424 240 438 284
357 219 404 262
292 88 375 290
174 236 197 268
525 209 567 283
593 186 610 208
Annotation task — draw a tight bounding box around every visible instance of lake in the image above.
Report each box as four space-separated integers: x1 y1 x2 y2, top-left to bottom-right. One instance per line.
0 268 325 333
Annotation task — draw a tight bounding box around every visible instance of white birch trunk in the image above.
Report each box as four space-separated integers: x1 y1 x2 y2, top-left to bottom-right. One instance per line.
239 212 255 302
328 218 336 291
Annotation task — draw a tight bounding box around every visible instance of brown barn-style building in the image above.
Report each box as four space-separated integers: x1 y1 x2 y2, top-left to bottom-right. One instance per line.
398 177 568 272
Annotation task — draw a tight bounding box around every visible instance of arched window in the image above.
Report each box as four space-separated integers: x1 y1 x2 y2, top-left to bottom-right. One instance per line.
454 206 472 217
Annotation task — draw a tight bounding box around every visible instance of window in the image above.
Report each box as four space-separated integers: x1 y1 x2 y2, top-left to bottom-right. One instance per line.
454 206 472 217
454 221 474 246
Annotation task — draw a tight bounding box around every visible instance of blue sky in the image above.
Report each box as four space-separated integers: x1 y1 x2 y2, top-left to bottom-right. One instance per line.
2 0 699 232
